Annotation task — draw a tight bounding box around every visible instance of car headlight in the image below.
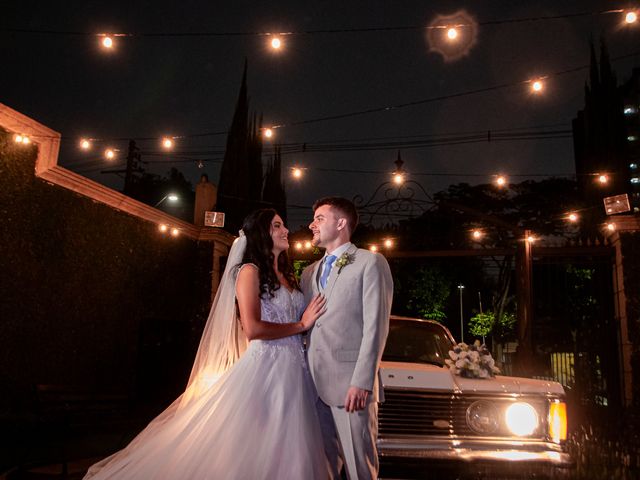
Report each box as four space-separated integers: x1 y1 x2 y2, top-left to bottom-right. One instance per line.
505 402 538 436
548 400 567 443
466 400 499 435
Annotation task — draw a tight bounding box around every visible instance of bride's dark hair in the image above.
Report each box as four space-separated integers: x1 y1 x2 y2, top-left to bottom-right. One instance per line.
240 208 299 297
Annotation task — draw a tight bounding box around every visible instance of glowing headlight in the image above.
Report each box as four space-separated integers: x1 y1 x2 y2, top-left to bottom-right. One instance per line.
466 400 499 435
505 402 538 436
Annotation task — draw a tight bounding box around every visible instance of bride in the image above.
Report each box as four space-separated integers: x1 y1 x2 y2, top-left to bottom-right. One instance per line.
84 209 328 479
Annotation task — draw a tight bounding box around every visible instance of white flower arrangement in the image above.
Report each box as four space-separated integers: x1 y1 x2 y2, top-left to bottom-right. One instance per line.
445 340 500 379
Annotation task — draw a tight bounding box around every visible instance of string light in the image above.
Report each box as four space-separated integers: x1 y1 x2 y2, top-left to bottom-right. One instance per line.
159 224 168 232
472 229 483 240
14 134 23 143
447 27 458 40
568 213 579 223
598 174 609 184
171 228 180 237
606 223 616 232
531 79 544 93
392 172 404 185
526 235 536 243
292 167 303 179
625 11 638 24
101 35 114 49
370 245 378 252
495 175 507 187
270 36 282 49
105 148 116 160
162 137 174 149
80 138 91 150
384 239 394 248
294 241 303 250
304 240 312 250
263 128 274 139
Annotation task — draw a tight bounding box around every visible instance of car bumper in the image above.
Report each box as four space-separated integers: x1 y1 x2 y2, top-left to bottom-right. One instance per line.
378 436 573 467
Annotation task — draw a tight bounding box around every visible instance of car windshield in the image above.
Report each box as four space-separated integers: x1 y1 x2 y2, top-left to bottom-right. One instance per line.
382 319 454 367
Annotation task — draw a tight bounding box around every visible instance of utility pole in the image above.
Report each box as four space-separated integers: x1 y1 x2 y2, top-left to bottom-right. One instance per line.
457 284 465 343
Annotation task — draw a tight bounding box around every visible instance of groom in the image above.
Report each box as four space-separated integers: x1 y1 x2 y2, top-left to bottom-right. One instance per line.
301 197 393 480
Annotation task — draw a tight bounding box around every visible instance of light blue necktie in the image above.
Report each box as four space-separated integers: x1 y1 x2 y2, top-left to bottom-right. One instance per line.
320 255 337 288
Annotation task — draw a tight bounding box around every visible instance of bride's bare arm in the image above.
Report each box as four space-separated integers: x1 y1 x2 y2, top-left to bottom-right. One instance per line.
236 264 326 341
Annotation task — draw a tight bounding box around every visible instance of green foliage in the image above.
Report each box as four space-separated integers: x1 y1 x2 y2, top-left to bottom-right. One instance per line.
469 311 516 340
394 264 451 322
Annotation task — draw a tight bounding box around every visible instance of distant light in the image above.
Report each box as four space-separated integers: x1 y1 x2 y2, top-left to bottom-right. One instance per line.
197 160 204 169
624 106 637 115
628 135 637 142
264 128 274 139
167 194 179 202
294 241 303 250
392 172 404 185
292 167 303 179
369 245 378 252
457 284 465 290
625 11 638 24
270 37 282 49
384 239 394 248
531 80 544 92
304 240 312 250
631 163 638 170
105 148 116 160
472 229 483 239
568 213 579 223
80 138 91 150
631 177 640 184
171 228 180 237
159 224 168 232
526 235 536 243
101 36 114 49
495 175 507 187
162 137 174 149
606 223 616 232
598 174 609 184
447 27 458 40
14 134 23 143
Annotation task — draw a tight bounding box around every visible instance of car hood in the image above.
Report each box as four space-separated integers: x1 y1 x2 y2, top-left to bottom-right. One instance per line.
380 361 564 396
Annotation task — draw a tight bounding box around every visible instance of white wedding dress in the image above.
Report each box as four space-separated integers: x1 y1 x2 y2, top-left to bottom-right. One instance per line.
84 283 327 479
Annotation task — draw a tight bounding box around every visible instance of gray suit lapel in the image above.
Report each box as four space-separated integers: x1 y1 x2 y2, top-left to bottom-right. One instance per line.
323 243 357 300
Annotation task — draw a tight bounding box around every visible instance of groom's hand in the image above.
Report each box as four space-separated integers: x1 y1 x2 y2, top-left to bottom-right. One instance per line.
344 386 369 412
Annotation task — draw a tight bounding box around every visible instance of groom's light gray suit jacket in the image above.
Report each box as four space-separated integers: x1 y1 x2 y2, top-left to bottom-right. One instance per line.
301 243 393 406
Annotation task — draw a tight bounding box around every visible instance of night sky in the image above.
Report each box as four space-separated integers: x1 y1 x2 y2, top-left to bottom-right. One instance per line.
2 1 639 228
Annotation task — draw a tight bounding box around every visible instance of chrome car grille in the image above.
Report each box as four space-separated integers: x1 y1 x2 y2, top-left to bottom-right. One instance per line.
379 389 548 439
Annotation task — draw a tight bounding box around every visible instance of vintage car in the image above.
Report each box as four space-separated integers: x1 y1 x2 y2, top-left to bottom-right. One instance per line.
378 316 572 472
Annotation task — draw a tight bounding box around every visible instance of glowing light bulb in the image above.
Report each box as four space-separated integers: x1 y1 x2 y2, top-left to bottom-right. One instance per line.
472 230 483 239
568 213 578 222
14 134 23 143
171 228 180 237
447 27 458 40
495 175 507 187
304 241 312 250
384 239 393 248
21 136 31 144
159 224 168 232
625 11 637 24
598 174 608 184
102 36 114 49
162 137 174 149
105 149 115 160
607 223 616 232
393 173 404 185
294 241 303 250
526 235 536 243
370 245 378 252
80 138 91 150
532 80 543 92
264 128 274 139
292 167 303 179
271 37 282 49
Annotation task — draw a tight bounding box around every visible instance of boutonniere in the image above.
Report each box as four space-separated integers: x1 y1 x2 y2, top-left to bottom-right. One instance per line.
335 252 354 274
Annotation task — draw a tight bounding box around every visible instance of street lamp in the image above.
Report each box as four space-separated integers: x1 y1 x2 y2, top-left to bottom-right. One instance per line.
457 284 465 343
155 193 179 207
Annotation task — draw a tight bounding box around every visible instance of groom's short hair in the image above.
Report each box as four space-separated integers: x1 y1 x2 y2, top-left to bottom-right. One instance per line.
313 197 359 234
